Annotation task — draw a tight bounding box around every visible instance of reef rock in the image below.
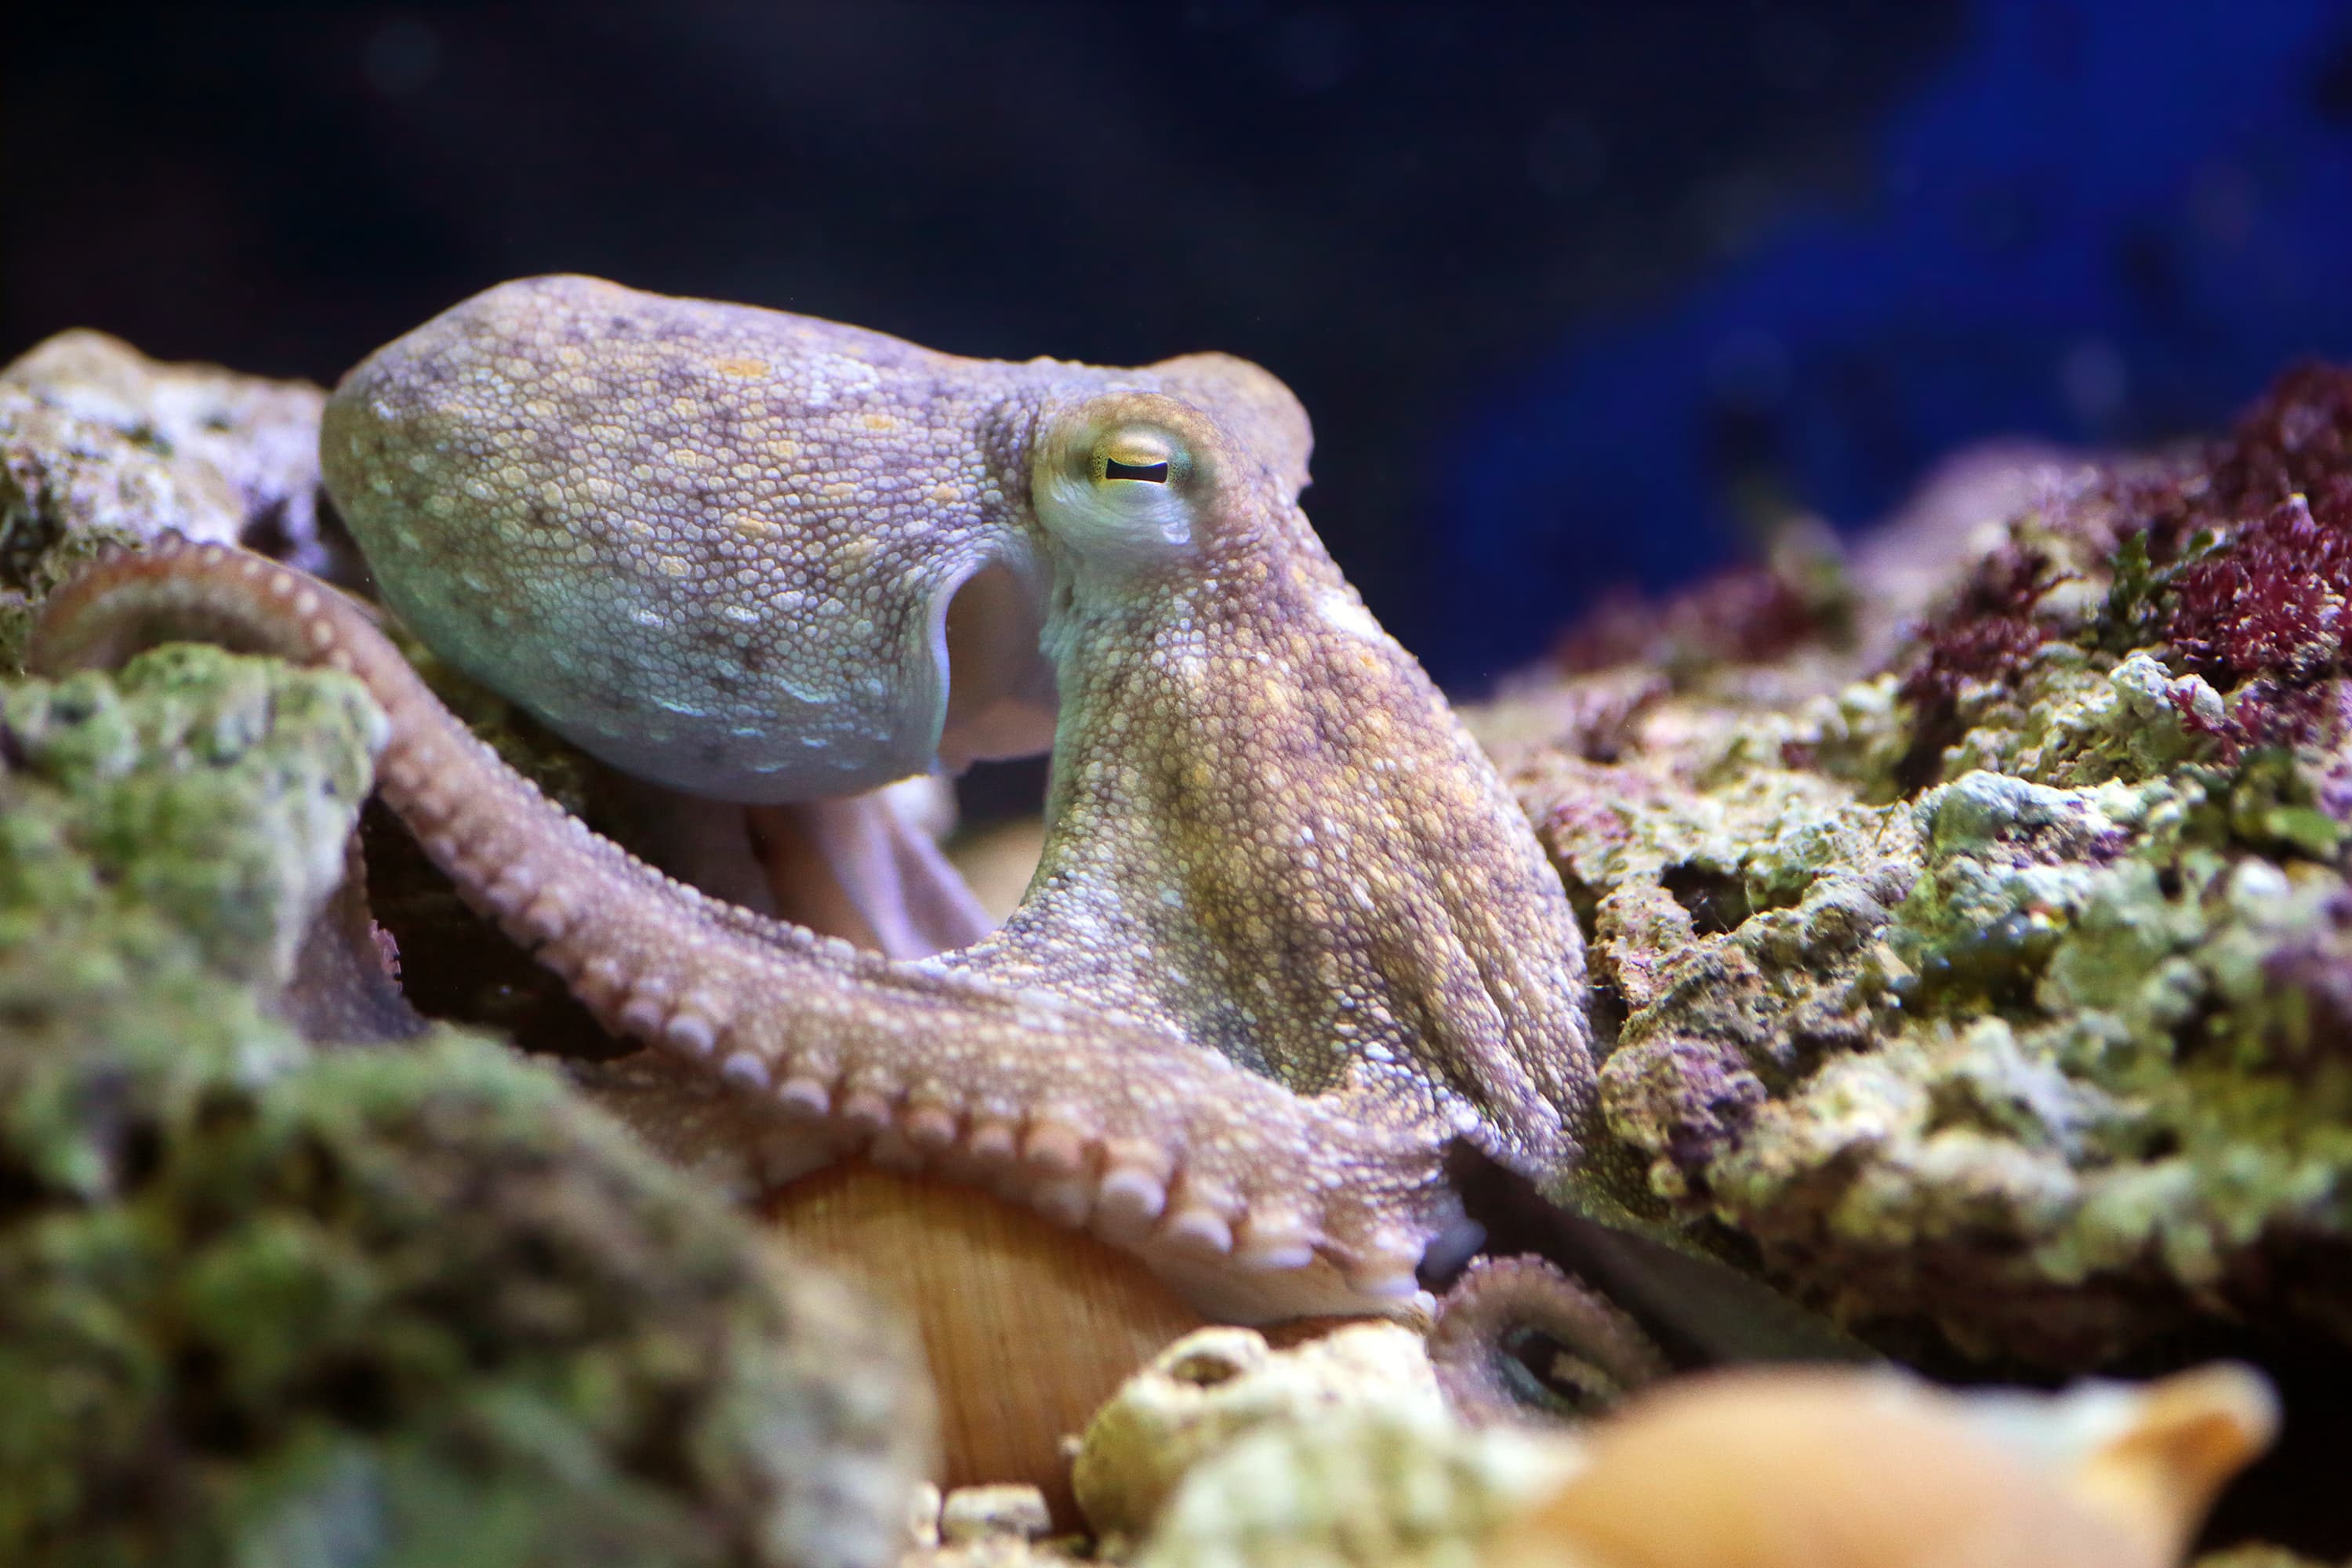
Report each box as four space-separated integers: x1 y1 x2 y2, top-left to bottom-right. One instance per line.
1071 1323 1577 1568
1071 1322 1452 1541
0 644 932 1567
1133 1404 1580 1568
1492 364 2352 1364
0 332 336 666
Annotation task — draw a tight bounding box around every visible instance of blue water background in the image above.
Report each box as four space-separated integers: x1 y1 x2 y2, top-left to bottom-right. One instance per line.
1421 0 2352 688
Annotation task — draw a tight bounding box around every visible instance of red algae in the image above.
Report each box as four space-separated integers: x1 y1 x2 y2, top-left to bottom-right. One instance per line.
1897 543 2055 720
1880 363 2352 768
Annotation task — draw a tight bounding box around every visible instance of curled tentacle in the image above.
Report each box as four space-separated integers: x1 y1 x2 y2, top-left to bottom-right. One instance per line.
29 535 1465 1320
1428 1253 1668 1425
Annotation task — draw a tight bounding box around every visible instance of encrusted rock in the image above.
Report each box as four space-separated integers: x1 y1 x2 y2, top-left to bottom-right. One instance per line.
1072 1323 1447 1540
0 646 933 1567
1494 365 2352 1364
1134 1406 1580 1568
3 643 386 982
0 332 335 666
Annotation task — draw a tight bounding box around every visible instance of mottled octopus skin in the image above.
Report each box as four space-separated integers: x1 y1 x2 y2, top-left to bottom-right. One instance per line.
32 276 1595 1319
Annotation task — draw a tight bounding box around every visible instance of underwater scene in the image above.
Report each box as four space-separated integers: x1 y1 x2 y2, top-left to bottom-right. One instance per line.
6 4 2352 1564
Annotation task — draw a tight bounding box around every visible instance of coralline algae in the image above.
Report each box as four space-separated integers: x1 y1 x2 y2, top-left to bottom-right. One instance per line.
1494 365 2352 1364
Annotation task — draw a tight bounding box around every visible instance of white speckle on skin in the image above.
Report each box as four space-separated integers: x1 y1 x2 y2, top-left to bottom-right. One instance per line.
1316 586 1387 644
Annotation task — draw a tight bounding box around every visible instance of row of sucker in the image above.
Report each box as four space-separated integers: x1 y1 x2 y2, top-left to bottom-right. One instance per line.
27 539 1461 1309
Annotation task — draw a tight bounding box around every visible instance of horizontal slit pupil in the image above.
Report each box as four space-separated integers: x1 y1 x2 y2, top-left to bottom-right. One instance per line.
1105 459 1170 483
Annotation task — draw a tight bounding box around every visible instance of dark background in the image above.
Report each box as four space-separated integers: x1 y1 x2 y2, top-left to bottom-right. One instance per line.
10 1 2352 689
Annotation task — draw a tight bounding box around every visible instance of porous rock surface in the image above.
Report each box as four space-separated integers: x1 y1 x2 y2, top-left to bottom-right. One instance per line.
0 331 341 666
1488 365 2352 1366
0 642 931 1567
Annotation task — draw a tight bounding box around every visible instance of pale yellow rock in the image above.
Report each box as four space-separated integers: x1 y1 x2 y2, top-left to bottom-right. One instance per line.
1073 1323 1449 1540
1133 1405 1582 1568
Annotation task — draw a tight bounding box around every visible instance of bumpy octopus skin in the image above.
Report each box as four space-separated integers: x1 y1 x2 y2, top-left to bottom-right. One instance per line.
31 276 1595 1319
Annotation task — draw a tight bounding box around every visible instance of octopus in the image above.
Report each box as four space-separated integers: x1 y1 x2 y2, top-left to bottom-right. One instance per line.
30 274 1596 1322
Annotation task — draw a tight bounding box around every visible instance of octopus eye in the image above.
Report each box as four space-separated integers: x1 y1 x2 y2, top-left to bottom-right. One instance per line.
1097 428 1180 488
1034 408 1202 568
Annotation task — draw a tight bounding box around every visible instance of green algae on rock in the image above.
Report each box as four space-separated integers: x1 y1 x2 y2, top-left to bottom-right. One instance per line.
2 1018 933 1568
0 647 931 1568
2 642 389 990
2 1028 931 1568
1487 366 2352 1366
